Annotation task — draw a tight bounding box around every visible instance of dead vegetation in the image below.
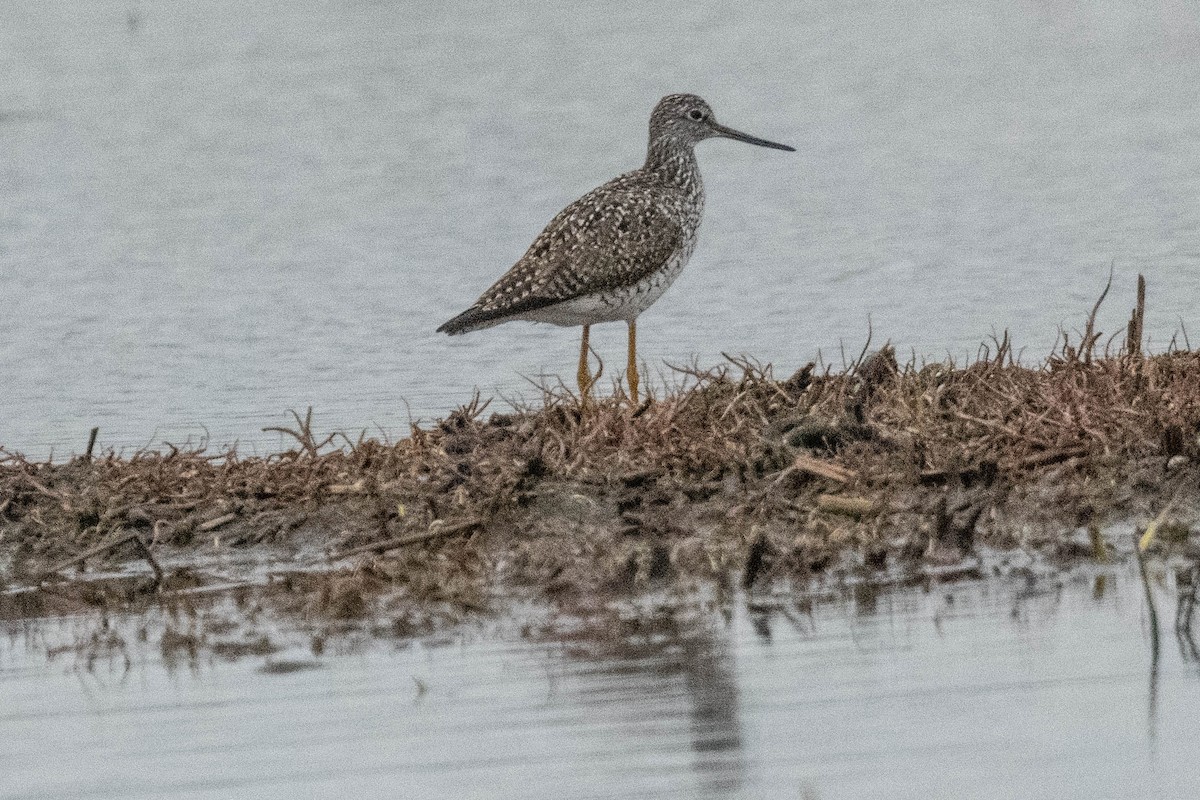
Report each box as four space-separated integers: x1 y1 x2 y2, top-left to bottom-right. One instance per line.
2 276 1200 630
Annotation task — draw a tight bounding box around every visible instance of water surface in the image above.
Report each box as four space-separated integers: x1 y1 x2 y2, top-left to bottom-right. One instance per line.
3 0 1200 455
3 569 1199 798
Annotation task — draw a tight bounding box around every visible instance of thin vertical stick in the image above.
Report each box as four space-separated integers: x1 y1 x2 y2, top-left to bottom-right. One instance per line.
84 427 99 461
1126 273 1145 358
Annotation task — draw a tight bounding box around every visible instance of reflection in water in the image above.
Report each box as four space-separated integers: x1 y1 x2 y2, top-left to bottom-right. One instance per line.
532 605 747 797
4 568 1200 798
680 630 744 797
1175 562 1200 634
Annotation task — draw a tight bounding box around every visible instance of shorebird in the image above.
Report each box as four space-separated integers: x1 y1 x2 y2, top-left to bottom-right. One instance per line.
437 94 794 406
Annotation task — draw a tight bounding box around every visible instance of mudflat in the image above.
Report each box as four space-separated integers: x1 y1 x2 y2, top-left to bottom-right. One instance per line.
4 287 1199 643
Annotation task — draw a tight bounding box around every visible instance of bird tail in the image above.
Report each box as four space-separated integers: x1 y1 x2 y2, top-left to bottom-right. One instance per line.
436 305 502 335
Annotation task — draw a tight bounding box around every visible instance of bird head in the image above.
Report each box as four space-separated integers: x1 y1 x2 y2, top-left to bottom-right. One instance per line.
649 94 795 152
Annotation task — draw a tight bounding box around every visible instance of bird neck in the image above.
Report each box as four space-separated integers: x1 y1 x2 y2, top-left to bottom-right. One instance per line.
643 137 701 193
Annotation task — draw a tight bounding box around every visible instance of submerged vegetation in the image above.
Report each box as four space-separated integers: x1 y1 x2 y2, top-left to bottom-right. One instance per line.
2 277 1200 641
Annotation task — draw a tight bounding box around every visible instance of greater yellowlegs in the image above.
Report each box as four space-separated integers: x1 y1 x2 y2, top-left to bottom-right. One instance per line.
437 94 794 405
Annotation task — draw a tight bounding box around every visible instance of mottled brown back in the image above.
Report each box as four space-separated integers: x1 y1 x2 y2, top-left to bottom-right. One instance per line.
437 173 687 334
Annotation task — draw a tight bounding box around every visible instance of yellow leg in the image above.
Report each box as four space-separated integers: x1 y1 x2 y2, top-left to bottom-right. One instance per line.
627 319 639 406
577 324 592 406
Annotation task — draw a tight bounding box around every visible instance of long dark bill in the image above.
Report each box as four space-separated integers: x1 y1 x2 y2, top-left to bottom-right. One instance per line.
710 122 796 152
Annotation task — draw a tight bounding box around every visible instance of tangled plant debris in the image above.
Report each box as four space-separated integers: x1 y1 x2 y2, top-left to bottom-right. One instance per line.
3 277 1200 646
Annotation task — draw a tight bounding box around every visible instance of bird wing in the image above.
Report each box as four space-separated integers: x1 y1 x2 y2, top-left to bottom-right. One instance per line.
441 186 683 331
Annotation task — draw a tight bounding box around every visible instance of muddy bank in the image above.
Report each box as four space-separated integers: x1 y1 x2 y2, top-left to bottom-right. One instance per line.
4 300 1200 634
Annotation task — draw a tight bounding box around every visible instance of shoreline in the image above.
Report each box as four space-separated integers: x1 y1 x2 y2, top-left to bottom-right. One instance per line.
4 355 1199 628
4 282 1200 639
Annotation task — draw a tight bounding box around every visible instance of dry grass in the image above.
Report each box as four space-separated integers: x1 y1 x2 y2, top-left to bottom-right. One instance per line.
2 277 1199 622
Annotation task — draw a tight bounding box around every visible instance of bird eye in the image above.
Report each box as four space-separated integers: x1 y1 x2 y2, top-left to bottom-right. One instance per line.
687 109 704 121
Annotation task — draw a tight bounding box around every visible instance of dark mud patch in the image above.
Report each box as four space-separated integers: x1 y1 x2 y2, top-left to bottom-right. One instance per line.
257 659 322 675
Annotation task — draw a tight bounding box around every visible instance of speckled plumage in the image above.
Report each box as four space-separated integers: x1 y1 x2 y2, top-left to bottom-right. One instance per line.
437 94 792 336
447 173 699 331
436 94 793 406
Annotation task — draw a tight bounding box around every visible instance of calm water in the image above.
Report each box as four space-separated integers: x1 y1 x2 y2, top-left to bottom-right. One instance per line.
3 568 1199 799
3 0 1200 456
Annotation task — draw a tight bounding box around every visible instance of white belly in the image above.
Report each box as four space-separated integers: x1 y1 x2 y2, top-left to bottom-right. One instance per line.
519 249 691 327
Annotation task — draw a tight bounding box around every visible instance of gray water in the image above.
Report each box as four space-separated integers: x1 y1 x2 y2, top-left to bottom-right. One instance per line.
3 569 1199 799
3 0 1200 456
